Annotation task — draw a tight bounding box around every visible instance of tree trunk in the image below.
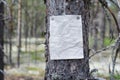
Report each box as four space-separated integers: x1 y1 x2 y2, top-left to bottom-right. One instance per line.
93 20 98 51
24 0 29 64
0 2 4 80
99 7 106 48
17 0 22 67
45 0 91 80
118 11 120 30
9 1 14 65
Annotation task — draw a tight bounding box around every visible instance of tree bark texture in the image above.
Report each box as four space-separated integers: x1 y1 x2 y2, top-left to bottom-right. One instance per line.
0 2 4 80
45 0 91 80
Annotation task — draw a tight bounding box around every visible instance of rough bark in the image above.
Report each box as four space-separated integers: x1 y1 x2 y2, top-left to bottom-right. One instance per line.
45 0 91 80
0 2 4 80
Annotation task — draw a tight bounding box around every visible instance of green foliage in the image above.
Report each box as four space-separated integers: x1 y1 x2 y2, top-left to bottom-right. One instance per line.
113 71 120 80
103 37 115 47
26 67 40 71
6 0 46 37
31 51 45 61
89 36 94 48
114 75 120 80
21 49 45 62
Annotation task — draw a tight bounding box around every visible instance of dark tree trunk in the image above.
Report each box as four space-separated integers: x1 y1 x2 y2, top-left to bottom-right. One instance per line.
45 0 91 80
0 2 4 80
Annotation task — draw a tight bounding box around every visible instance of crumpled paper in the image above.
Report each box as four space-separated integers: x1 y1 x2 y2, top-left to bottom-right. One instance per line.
50 15 84 60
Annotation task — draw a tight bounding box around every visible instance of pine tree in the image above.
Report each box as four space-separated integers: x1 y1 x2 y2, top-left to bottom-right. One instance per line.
45 0 91 80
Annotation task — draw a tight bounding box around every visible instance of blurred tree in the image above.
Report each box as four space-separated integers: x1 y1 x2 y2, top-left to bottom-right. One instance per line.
0 1 4 80
17 0 22 67
99 7 106 48
8 0 14 66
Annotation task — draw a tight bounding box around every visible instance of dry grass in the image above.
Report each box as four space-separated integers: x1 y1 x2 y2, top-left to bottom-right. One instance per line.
5 75 44 80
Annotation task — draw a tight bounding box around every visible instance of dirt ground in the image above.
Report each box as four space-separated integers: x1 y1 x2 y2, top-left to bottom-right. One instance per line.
5 75 44 80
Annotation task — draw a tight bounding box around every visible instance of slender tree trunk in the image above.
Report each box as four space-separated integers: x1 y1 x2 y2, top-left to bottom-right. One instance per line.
45 0 91 80
0 2 4 80
99 7 106 48
93 20 98 51
9 1 13 65
118 11 120 30
17 0 22 67
24 0 28 55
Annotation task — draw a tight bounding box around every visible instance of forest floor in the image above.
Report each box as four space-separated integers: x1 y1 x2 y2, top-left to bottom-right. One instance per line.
90 50 120 79
4 51 120 80
4 38 45 80
3 38 120 80
4 63 45 80
5 75 44 80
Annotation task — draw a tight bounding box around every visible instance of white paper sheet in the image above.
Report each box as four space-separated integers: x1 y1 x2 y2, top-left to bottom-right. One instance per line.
50 15 84 60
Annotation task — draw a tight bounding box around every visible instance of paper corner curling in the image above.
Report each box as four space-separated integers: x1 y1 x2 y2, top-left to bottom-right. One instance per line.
49 15 84 60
